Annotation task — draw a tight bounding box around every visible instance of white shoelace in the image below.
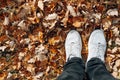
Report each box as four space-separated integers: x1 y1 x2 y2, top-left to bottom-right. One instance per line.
68 42 80 59
95 43 105 59
69 42 76 59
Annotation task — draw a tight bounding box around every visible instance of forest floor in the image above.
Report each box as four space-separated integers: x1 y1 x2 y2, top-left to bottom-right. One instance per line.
0 0 120 80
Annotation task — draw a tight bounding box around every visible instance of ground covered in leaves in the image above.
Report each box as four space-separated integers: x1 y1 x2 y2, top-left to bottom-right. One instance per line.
0 0 120 80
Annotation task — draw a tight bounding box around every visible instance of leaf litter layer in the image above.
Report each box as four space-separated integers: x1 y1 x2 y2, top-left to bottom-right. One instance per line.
0 0 120 80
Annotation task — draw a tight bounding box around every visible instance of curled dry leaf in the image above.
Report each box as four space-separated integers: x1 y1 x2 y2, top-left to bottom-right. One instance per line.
112 18 120 25
29 31 43 43
102 19 111 30
107 9 118 16
115 38 120 46
45 13 58 20
27 64 35 73
61 10 69 27
112 71 118 78
112 27 119 36
0 72 7 80
16 7 30 19
11 61 21 70
3 16 9 25
23 53 31 62
7 72 12 79
28 58 36 63
36 12 43 18
0 35 8 43
0 46 7 52
20 38 30 44
17 20 27 30
50 20 57 29
6 40 15 48
33 72 44 79
73 21 84 28
92 13 101 23
115 59 120 67
48 36 61 45
34 44 48 61
72 17 86 28
38 0 44 10
67 4 77 17
112 47 118 53
108 39 112 46
92 13 101 19
49 46 58 54
106 55 113 65
18 52 26 60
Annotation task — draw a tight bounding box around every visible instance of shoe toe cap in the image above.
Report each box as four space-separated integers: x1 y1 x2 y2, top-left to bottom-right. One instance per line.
89 30 106 45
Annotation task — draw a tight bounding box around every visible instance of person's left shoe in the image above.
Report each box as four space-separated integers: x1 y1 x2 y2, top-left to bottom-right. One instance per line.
87 29 106 63
65 30 82 62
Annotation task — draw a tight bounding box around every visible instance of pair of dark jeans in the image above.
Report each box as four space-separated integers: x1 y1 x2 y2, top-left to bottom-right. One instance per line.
57 57 115 80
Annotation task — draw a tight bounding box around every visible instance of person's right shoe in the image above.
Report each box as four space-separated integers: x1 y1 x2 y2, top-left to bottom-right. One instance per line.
87 29 106 62
65 30 82 62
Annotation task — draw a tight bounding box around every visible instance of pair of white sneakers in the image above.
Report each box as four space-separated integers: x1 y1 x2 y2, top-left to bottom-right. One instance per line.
65 30 106 62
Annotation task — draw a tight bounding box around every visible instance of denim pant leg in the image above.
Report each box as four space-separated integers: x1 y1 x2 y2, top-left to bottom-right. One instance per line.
57 57 85 80
86 58 115 80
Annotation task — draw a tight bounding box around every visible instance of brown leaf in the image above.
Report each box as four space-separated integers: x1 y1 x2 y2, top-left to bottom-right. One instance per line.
0 71 7 80
0 35 8 42
48 36 61 45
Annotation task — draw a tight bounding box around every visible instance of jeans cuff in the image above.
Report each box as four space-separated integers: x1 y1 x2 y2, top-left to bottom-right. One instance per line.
64 57 84 70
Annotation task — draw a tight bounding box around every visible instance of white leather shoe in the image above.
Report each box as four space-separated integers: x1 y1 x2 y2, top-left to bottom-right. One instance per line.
65 30 82 62
87 29 106 62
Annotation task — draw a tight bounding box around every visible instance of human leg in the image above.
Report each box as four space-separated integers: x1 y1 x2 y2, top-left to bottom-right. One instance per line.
57 30 85 80
87 58 115 80
86 30 115 80
57 57 85 80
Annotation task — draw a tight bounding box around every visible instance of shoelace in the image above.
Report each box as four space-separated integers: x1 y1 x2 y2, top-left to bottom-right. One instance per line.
96 43 105 59
68 42 76 59
68 42 80 60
